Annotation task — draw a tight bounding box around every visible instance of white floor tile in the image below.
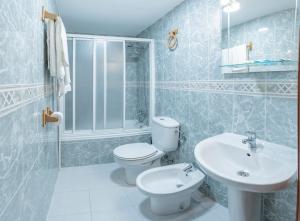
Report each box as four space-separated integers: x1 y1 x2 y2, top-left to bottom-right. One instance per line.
55 164 123 192
134 199 203 221
48 191 90 216
92 208 141 221
114 207 143 221
47 213 91 221
48 163 229 221
90 189 132 212
125 187 148 208
91 212 116 221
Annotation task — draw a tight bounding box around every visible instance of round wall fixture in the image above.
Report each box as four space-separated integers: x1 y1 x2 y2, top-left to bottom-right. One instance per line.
168 28 179 50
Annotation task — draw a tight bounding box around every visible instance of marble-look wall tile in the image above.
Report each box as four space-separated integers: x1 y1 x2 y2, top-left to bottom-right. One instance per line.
233 95 266 139
155 89 164 115
61 140 100 167
0 98 58 221
208 93 233 136
61 134 151 167
188 91 209 148
266 97 297 148
202 177 228 207
263 182 297 221
125 44 150 126
0 0 59 220
126 62 138 121
138 0 297 220
136 46 150 126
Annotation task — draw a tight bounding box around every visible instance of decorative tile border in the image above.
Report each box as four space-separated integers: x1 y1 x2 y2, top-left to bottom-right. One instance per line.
156 80 297 98
0 80 294 119
0 84 53 118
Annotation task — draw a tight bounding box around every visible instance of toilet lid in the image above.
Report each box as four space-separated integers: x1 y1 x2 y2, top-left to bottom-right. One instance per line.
113 143 158 160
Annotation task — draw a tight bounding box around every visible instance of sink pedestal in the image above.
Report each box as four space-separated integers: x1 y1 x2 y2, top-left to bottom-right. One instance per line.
228 188 261 221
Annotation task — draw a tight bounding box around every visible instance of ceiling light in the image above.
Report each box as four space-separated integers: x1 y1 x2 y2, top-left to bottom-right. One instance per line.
223 1 240 13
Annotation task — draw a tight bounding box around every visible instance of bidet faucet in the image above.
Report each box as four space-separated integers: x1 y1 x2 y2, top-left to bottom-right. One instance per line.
183 164 193 176
242 131 257 152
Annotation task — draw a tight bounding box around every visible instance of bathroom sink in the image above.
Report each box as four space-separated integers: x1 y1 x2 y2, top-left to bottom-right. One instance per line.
194 133 297 221
194 133 297 193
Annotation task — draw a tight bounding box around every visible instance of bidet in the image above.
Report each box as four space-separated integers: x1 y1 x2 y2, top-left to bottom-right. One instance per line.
136 163 205 215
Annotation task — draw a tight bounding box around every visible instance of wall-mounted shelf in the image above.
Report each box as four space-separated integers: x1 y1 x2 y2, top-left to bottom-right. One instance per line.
221 59 297 74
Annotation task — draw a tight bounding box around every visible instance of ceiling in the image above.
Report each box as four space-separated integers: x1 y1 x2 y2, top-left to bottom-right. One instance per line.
222 0 296 29
56 0 185 37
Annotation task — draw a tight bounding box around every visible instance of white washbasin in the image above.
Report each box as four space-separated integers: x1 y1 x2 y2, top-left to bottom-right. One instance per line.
194 133 297 193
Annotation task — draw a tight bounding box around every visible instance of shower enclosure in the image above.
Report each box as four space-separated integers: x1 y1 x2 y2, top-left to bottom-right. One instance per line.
64 34 154 135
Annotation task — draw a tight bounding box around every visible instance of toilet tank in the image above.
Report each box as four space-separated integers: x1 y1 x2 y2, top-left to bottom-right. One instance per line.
151 117 180 152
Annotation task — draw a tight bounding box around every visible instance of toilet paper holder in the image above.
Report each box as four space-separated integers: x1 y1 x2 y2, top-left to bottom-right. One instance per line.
42 107 59 127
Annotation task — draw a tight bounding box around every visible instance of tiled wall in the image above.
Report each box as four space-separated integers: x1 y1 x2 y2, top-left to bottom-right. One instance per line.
136 44 150 126
0 0 59 221
125 43 150 126
61 134 151 167
138 0 297 220
126 62 139 120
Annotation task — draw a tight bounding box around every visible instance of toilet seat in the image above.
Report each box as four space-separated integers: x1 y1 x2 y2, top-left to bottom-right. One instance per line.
113 143 159 161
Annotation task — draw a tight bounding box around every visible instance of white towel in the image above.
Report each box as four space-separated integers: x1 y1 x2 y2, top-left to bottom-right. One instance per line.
47 20 56 76
55 17 71 96
222 44 248 65
236 44 248 64
232 44 248 64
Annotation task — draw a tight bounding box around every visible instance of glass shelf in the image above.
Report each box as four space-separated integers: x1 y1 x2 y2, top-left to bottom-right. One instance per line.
221 59 297 68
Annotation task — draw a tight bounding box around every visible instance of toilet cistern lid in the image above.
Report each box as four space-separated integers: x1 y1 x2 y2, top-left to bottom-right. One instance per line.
113 143 158 160
152 117 179 128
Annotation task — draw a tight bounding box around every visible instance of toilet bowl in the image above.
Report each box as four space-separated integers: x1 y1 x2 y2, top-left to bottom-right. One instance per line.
113 143 164 184
113 117 180 185
136 163 205 215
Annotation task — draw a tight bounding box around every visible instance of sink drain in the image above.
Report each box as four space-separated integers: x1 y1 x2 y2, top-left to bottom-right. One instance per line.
237 170 250 177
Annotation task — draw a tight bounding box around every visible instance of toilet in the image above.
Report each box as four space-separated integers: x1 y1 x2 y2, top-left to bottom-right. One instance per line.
136 163 205 215
113 116 180 185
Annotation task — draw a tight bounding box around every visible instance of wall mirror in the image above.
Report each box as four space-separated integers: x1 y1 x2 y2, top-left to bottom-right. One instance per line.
221 0 299 73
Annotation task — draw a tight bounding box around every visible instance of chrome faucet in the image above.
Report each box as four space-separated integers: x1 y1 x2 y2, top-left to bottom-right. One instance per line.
242 131 257 152
183 164 194 176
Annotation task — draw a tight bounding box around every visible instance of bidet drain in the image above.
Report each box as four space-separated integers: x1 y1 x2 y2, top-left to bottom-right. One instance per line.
237 170 250 177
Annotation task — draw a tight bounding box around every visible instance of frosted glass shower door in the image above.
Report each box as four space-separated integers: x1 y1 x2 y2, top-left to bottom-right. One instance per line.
106 41 125 129
65 39 73 130
75 40 94 130
64 36 134 133
95 41 105 130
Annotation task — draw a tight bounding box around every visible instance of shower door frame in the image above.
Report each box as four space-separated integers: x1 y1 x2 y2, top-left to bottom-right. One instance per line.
64 34 155 136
